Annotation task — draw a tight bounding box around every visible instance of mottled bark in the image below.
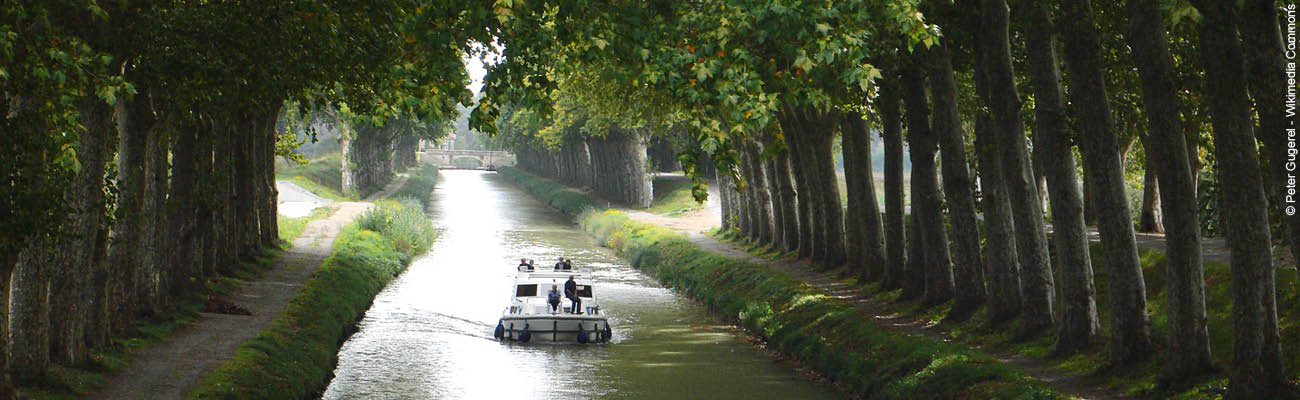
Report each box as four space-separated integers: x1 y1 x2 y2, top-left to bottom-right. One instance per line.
165 121 202 298
1022 2 1099 353
974 20 1023 325
843 113 886 280
237 115 262 259
804 109 847 266
982 0 1055 332
589 129 653 207
259 109 280 247
1240 0 1300 264
843 113 868 269
1127 0 1213 380
0 256 13 399
1189 1 1286 396
50 98 115 366
1137 157 1163 234
881 79 907 288
781 113 816 259
901 212 925 300
1060 0 1153 366
101 89 154 343
928 41 986 319
902 64 954 305
772 150 800 252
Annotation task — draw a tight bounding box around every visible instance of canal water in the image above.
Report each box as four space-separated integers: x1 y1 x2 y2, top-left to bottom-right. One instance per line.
322 170 837 399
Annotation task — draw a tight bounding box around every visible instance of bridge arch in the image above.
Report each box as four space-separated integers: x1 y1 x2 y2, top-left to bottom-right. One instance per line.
419 149 515 169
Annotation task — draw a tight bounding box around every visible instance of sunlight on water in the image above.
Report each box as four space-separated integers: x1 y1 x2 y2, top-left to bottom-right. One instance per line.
322 170 837 399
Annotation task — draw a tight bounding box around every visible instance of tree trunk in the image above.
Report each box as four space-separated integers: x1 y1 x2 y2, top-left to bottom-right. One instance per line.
0 255 14 399
804 109 847 267
237 116 263 259
928 41 986 319
100 89 154 345
260 109 280 247
1137 154 1163 234
901 211 925 300
165 119 204 301
781 113 817 260
1061 0 1153 366
590 129 652 207
902 63 954 306
982 0 1055 333
1127 0 1214 380
843 113 886 280
718 167 735 231
881 78 907 288
1240 0 1300 265
50 98 115 366
842 113 868 270
1189 1 1286 396
1022 1 1099 353
973 19 1023 325
772 150 800 252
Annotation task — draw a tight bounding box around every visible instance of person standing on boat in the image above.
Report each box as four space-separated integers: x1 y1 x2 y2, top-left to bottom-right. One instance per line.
565 275 582 314
562 258 573 270
553 257 565 271
518 258 532 271
547 284 562 313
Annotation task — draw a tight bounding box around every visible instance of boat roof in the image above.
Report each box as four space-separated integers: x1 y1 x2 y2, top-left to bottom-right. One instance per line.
516 269 591 282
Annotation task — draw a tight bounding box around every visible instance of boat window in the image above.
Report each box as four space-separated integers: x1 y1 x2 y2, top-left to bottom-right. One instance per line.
577 285 593 298
515 284 537 297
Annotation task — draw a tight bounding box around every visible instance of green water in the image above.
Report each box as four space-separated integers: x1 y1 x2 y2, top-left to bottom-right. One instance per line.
323 170 838 399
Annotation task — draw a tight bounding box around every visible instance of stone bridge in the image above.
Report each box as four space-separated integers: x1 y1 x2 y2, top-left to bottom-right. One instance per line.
419 149 515 169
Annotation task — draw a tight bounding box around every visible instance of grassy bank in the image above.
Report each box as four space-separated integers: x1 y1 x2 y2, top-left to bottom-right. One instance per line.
499 166 1059 399
497 167 597 215
646 175 705 215
392 164 440 208
713 221 1300 397
187 199 437 399
277 153 345 200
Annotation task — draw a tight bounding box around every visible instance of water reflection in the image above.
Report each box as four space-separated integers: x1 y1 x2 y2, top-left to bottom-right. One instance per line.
322 170 836 399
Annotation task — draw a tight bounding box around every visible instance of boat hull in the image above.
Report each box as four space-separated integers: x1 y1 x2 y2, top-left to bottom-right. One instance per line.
499 314 610 343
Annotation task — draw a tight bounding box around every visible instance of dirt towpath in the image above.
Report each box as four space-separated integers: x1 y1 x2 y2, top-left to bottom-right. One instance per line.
92 175 410 399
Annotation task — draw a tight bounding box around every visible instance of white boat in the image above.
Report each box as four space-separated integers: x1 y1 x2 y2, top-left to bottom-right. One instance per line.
493 264 612 344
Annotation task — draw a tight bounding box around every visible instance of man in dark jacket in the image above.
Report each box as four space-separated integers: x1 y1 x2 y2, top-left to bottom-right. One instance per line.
564 275 582 314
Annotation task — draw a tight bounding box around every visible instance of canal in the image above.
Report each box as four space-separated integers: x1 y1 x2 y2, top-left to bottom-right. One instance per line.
322 170 837 399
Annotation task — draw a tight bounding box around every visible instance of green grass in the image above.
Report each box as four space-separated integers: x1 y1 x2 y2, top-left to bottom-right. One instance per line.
500 166 1061 399
391 164 439 207
646 175 705 215
187 200 437 400
583 209 1060 399
277 153 345 199
497 167 598 215
712 221 1300 398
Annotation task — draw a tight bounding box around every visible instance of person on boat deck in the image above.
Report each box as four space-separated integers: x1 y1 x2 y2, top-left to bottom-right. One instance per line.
562 258 573 270
565 275 582 314
547 284 562 313
553 257 565 271
518 258 532 271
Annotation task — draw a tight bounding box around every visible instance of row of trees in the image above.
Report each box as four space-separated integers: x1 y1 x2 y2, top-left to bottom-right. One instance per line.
1 1 485 396
467 0 1294 397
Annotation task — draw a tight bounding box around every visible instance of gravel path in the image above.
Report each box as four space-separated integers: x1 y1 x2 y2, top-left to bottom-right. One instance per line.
91 175 413 399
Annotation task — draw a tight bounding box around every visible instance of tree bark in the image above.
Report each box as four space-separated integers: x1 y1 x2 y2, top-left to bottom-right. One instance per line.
1022 1 1099 353
973 16 1023 325
102 89 153 346
50 98 115 366
982 0 1055 333
843 113 886 280
237 115 263 259
1189 1 1286 396
1127 0 1214 380
881 78 907 288
771 149 800 252
804 109 847 266
589 128 652 207
928 41 986 319
718 166 735 231
843 113 868 269
1240 0 1300 264
902 63 954 305
165 120 203 299
780 113 817 260
259 108 280 247
1137 153 1164 234
0 255 13 399
1060 0 1153 366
